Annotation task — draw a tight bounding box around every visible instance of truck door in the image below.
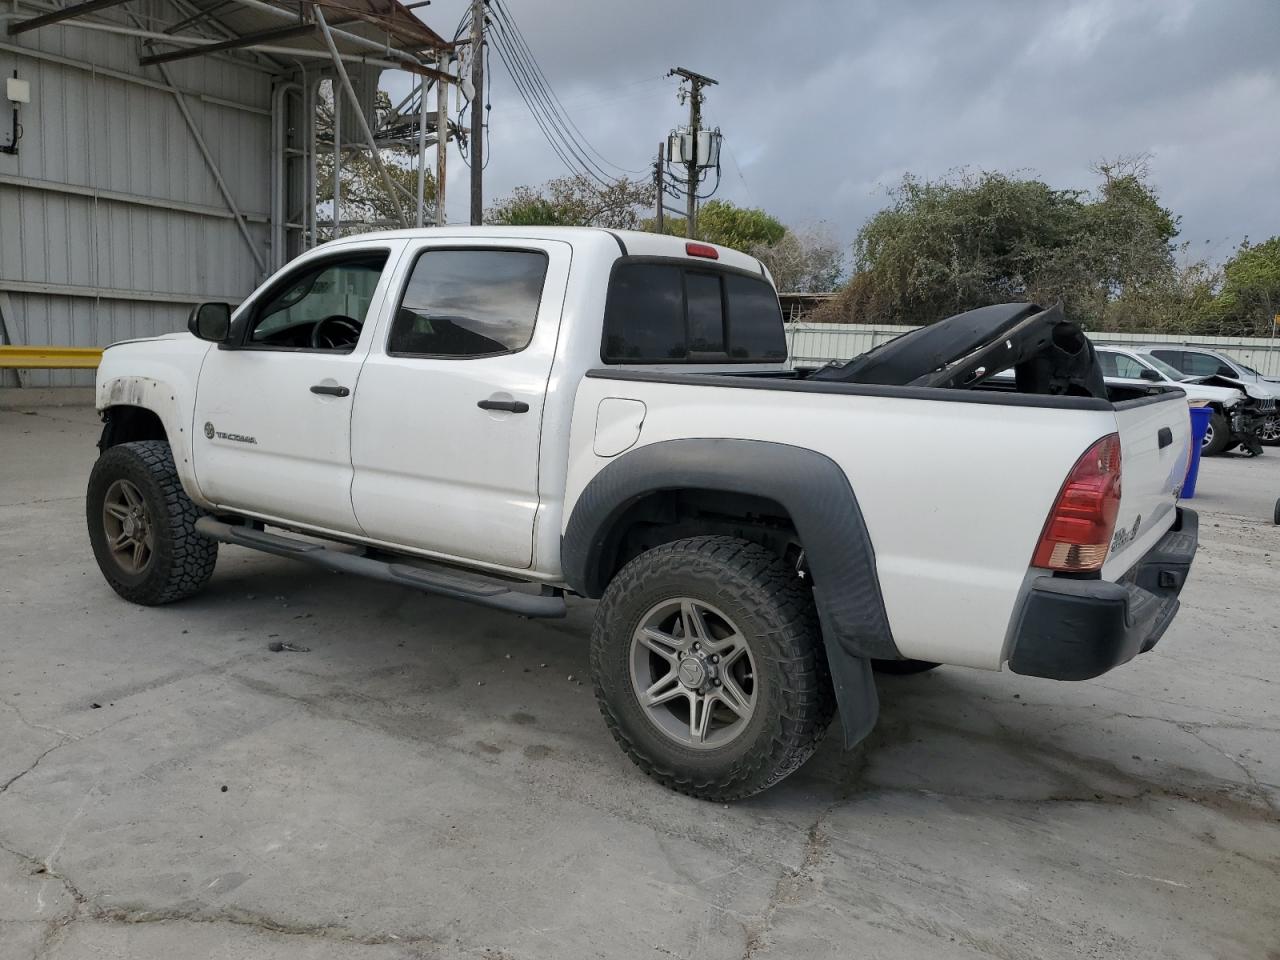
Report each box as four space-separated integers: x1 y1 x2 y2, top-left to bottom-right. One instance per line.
192 246 398 534
349 239 570 568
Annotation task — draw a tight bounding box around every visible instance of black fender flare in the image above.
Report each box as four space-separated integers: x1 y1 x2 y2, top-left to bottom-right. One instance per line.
562 438 895 747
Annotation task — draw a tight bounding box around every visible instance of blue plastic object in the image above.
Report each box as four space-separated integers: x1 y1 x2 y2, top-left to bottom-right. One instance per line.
1183 405 1212 499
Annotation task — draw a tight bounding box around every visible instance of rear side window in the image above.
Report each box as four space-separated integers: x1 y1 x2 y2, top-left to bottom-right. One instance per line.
602 261 786 363
1150 350 1185 371
602 264 686 361
388 249 548 358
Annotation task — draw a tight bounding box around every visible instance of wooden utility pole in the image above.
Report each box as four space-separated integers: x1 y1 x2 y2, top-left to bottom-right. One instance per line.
469 0 484 225
668 67 717 239
436 69 448 226
655 141 665 234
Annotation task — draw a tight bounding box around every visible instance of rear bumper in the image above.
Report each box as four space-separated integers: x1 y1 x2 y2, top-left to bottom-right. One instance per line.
1008 508 1198 681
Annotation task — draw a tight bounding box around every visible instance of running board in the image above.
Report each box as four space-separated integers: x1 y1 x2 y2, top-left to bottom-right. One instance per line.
194 517 566 618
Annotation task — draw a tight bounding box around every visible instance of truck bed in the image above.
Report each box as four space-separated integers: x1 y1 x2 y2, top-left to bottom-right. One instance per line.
566 366 1192 671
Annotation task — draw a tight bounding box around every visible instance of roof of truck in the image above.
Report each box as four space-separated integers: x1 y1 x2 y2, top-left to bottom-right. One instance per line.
325 226 767 275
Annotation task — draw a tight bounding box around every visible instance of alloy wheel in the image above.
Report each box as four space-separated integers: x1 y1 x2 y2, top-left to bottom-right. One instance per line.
102 478 154 574
629 598 757 749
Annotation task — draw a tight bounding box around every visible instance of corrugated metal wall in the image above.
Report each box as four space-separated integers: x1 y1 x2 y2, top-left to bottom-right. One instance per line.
0 3 273 386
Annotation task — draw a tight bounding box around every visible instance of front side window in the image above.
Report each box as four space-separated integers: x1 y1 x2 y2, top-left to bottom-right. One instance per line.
602 261 786 363
1111 353 1147 379
1144 354 1189 381
388 248 548 358
248 253 388 351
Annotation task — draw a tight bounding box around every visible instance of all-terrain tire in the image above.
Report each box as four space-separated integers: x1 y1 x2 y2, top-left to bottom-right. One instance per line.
871 658 941 675
87 440 218 605
590 536 836 801
1201 412 1230 456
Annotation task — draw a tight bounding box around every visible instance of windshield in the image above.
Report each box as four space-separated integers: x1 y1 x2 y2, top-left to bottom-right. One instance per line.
1238 361 1259 376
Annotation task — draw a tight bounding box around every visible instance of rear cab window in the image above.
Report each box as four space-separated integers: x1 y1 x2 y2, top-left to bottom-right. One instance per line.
602 259 787 364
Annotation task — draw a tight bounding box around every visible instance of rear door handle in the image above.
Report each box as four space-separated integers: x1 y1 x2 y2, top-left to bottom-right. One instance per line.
1158 426 1173 449
310 384 350 397
477 398 529 413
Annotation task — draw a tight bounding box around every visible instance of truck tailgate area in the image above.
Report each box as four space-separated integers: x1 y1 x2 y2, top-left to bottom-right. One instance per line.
1101 393 1192 581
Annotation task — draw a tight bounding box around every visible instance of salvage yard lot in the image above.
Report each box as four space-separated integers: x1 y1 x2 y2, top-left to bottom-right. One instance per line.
2 403 1278 960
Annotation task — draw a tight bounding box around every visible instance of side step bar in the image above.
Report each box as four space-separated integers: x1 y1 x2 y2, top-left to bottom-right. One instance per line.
194 517 567 619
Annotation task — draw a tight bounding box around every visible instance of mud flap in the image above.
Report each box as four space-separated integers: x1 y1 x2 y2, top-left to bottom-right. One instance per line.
815 600 880 748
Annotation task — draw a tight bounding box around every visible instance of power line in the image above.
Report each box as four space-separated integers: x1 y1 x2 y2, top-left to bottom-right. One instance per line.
485 9 620 185
467 0 640 186
490 0 645 176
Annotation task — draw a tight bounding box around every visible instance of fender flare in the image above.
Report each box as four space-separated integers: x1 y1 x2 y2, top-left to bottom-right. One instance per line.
562 438 895 747
98 375 209 509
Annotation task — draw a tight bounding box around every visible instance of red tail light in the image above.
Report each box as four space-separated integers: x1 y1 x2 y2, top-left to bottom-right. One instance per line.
1032 433 1122 572
685 242 719 259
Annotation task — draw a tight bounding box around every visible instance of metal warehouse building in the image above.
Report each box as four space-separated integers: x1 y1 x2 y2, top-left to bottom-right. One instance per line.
0 0 450 387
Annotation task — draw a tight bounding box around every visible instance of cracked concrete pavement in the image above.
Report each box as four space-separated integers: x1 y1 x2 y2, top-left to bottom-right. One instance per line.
1 403 1278 959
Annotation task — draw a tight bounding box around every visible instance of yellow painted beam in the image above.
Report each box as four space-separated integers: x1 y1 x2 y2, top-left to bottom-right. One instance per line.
0 346 104 369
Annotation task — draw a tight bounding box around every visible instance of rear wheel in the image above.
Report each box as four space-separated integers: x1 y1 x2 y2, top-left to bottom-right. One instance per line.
590 536 835 801
87 441 218 605
1201 412 1230 456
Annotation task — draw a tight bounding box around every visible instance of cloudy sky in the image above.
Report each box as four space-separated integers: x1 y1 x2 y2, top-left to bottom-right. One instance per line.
401 0 1278 263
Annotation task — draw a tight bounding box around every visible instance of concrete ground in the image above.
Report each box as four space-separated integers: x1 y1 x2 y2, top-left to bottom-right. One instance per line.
1 403 1278 960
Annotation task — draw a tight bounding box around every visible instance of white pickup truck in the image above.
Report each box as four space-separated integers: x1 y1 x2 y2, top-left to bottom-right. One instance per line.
88 227 1199 800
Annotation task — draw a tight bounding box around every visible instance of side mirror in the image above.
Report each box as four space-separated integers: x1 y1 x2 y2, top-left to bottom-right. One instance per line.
1217 365 1237 378
1139 368 1161 382
188 302 231 343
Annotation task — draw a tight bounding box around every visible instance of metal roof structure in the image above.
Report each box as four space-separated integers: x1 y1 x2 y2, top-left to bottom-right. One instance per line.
0 0 461 386
6 0 451 76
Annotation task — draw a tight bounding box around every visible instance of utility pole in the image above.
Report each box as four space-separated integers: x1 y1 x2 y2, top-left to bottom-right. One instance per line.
654 141 665 234
668 67 717 239
469 0 484 225
436 66 448 225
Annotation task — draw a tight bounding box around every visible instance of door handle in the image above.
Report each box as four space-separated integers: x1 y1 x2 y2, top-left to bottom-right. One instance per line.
310 384 350 397
477 398 529 413
1157 426 1173 449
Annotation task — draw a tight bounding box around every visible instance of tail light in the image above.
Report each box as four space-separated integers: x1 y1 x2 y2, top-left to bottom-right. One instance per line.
1032 433 1122 572
685 242 719 260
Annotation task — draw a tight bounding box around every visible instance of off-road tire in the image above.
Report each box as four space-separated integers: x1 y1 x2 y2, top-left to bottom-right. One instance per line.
590 536 835 801
1201 412 1230 456
871 658 941 675
87 440 218 605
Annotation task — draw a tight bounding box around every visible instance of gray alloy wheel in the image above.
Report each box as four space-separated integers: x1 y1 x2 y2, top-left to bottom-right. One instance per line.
101 478 155 575
1260 416 1280 445
629 597 757 749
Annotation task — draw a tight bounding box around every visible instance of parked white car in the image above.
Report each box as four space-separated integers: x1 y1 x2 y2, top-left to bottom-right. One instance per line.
87 227 1199 799
1125 344 1280 445
1094 346 1261 455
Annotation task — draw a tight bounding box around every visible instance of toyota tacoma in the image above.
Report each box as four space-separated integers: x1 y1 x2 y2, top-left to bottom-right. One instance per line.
87 227 1199 800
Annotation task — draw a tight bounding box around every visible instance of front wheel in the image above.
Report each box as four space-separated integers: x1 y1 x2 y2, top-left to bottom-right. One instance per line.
1201 412 1230 456
1260 416 1280 447
86 440 218 605
590 536 835 801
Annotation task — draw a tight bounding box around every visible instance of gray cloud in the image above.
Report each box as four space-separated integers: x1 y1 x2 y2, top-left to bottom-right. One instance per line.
410 0 1279 260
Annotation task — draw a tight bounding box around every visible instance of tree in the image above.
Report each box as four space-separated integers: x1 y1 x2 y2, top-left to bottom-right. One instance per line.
825 159 1179 327
1205 237 1280 336
751 226 845 293
644 199 786 250
487 174 654 229
315 85 434 235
